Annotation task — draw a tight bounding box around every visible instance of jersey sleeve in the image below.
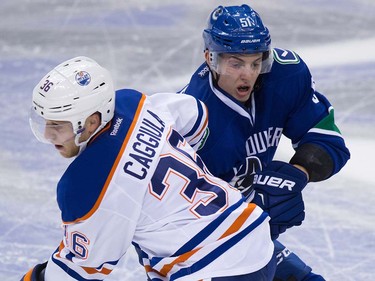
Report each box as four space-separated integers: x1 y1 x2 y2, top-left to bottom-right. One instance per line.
45 170 146 280
45 173 146 280
149 92 209 150
278 50 350 177
45 212 134 280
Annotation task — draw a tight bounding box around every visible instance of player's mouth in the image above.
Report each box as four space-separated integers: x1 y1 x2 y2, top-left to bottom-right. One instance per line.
236 85 252 98
54 144 64 151
237 85 251 93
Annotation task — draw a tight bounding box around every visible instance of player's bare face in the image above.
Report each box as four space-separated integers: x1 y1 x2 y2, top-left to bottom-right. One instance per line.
217 53 262 102
43 120 79 158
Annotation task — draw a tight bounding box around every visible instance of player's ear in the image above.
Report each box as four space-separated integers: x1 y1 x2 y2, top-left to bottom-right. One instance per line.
86 112 101 135
204 50 210 65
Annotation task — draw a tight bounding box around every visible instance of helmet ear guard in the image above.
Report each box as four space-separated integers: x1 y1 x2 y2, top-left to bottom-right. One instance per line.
261 50 274 73
203 4 273 74
30 56 115 148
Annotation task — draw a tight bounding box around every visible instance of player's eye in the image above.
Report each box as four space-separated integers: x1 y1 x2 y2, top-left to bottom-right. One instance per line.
228 61 244 69
252 63 260 69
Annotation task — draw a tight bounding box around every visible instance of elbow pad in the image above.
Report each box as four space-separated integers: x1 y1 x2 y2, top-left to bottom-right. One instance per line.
21 262 47 281
290 143 334 182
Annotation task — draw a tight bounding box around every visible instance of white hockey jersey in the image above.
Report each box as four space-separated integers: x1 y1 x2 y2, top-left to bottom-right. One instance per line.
44 89 274 280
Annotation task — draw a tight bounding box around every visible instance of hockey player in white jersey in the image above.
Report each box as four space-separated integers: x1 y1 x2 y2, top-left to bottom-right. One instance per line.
21 56 306 280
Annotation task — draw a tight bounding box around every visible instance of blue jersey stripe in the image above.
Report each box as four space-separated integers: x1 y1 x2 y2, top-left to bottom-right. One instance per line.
51 249 101 281
170 211 269 280
150 198 245 268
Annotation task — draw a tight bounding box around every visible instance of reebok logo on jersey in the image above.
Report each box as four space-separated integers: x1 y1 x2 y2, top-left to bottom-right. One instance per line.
198 66 210 78
253 175 295 191
110 117 123 136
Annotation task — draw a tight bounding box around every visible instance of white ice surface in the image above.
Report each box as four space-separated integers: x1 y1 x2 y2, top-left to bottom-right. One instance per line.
1 1 374 280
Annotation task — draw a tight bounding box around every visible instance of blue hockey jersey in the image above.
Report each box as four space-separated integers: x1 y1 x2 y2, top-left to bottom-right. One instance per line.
180 48 350 184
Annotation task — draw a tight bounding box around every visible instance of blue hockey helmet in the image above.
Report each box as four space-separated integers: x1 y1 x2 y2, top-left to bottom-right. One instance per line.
203 5 273 73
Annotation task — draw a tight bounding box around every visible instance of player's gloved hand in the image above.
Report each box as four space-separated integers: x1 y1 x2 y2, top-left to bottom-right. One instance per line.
20 261 47 281
251 161 308 240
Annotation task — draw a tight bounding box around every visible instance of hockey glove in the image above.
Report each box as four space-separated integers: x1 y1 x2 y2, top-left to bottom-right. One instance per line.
251 161 308 240
20 261 47 281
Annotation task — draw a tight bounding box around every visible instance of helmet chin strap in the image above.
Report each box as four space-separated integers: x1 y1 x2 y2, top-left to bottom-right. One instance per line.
206 59 221 86
213 71 221 85
74 122 107 156
208 66 221 88
70 128 86 156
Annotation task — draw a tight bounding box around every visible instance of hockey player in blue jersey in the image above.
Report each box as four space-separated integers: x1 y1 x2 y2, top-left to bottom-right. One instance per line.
21 56 308 281
179 5 350 281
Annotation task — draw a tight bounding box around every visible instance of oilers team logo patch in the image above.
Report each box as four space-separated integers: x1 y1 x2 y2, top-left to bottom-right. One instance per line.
75 71 91 86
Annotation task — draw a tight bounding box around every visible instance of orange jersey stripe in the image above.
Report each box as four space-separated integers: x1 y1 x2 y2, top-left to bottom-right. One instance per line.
23 268 33 281
82 265 113 275
145 265 161 273
159 247 201 277
219 203 256 239
155 203 256 276
55 240 64 258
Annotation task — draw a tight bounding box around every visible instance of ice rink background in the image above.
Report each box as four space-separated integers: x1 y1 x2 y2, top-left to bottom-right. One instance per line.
1 0 374 280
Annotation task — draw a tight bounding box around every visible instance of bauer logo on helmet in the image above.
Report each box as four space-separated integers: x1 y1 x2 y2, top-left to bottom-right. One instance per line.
75 71 91 86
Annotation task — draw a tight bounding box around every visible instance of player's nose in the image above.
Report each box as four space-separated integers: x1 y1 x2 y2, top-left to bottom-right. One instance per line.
240 65 258 78
44 126 57 141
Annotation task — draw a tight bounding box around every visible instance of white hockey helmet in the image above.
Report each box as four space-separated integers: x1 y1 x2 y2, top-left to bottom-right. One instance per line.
30 56 115 146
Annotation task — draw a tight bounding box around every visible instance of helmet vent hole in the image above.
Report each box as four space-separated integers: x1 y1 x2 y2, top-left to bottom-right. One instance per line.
93 82 106 91
49 104 72 113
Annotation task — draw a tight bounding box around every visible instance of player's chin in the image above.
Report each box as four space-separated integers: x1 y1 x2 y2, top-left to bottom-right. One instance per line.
59 152 71 158
55 145 70 158
58 150 70 158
